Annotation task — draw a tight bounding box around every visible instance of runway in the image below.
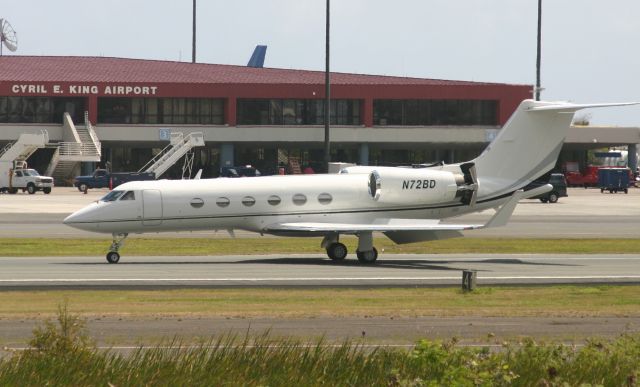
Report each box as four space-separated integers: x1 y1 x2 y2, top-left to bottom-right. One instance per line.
1 254 638 288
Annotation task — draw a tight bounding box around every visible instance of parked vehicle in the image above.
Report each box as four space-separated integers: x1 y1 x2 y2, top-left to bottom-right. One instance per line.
523 173 568 203
598 168 629 194
563 158 634 188
220 165 261 178
0 167 54 194
74 169 155 192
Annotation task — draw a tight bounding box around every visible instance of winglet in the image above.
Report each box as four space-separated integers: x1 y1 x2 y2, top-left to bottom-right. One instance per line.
484 184 552 228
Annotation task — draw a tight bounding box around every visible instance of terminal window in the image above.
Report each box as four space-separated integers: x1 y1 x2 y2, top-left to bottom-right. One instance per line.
237 99 361 126
0 96 85 124
98 98 224 125
373 99 498 126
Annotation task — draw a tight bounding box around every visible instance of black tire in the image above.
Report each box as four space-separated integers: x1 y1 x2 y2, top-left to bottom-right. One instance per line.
79 183 88 192
540 198 548 203
43 187 51 194
26 184 36 194
356 247 378 264
326 242 348 261
600 188 604 193
106 252 120 264
548 192 559 203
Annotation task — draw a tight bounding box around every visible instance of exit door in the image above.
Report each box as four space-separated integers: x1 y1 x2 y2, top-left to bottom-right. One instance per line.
142 189 163 226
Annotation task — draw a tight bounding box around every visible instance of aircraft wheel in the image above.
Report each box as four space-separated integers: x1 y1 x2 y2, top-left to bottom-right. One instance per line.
106 252 120 264
356 247 378 264
326 242 347 261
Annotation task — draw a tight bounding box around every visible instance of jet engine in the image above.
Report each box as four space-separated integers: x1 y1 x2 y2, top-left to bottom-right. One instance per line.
367 163 479 206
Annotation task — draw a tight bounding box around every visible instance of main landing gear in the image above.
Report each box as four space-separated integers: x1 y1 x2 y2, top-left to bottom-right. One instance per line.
106 233 128 264
322 232 379 264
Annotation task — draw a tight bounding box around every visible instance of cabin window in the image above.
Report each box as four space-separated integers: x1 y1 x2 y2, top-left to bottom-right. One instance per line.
216 197 230 208
242 196 256 207
292 193 307 206
101 191 124 202
190 198 204 208
267 195 281 206
120 191 135 201
318 193 333 205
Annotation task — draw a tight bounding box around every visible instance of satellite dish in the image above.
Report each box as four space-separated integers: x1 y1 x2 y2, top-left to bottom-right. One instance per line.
0 18 18 54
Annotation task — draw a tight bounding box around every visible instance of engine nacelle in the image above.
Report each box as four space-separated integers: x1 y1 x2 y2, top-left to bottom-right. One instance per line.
367 168 463 205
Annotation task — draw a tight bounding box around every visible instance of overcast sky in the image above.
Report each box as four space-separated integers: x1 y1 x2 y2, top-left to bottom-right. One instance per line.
3 0 640 125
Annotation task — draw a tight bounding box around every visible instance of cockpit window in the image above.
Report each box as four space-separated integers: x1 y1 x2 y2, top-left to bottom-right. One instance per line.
120 191 135 201
101 190 124 202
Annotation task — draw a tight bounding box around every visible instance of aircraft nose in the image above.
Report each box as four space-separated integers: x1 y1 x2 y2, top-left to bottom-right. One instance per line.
63 204 100 231
63 211 87 230
63 212 79 225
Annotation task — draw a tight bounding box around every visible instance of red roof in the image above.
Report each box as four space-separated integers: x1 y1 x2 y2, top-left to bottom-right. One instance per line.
0 55 520 87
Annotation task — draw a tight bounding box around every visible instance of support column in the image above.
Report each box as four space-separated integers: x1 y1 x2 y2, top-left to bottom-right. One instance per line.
448 149 456 164
226 96 236 126
363 97 373 127
87 95 98 124
220 143 234 168
628 144 638 173
359 143 369 166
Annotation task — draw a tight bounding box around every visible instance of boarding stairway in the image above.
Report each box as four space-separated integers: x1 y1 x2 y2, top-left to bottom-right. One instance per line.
139 132 205 178
0 130 49 166
45 112 102 183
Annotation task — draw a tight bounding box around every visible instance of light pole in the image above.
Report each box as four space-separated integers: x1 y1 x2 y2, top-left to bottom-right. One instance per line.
192 0 197 63
323 0 331 172
535 0 542 100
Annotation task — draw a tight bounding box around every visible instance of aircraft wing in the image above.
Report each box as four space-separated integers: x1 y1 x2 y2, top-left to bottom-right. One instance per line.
263 184 551 243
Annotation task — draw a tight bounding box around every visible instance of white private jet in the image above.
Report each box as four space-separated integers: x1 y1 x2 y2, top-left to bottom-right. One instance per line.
64 100 635 263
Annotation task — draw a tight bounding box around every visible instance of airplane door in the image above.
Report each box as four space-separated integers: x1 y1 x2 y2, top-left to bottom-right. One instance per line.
142 189 163 226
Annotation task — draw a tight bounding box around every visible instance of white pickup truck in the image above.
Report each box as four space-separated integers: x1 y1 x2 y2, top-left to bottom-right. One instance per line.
0 168 54 194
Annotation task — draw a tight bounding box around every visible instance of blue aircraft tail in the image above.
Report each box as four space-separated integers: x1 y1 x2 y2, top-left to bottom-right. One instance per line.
247 45 267 68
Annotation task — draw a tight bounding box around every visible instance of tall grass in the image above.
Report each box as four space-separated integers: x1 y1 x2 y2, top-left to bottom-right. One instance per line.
0 308 638 386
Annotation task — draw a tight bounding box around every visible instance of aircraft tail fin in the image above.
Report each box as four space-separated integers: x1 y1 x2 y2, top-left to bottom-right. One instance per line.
247 45 267 68
473 100 638 198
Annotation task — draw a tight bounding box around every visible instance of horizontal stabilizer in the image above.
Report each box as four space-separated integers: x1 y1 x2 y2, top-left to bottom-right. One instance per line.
527 102 640 112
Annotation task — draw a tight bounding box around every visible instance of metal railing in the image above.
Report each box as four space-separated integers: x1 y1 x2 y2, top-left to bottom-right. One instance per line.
0 141 14 160
83 111 102 155
57 142 100 157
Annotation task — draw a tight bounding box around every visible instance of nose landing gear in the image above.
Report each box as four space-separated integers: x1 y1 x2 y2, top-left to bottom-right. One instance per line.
106 233 128 264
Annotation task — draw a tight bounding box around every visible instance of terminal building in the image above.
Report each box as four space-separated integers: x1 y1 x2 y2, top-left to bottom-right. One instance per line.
0 56 638 179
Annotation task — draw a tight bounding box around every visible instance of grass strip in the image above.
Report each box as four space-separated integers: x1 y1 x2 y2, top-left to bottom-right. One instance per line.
1 306 638 386
1 286 638 319
2 237 640 256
